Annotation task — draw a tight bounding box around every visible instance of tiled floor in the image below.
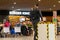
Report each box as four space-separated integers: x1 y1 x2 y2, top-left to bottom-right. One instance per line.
0 35 60 40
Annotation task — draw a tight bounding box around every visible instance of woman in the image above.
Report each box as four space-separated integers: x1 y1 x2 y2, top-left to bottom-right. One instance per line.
4 20 10 27
3 19 10 34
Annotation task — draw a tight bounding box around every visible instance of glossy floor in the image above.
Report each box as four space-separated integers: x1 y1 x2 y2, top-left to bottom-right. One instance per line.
0 35 60 40
57 35 60 40
0 35 33 40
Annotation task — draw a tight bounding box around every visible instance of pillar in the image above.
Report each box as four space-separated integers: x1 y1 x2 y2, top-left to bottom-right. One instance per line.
53 11 57 34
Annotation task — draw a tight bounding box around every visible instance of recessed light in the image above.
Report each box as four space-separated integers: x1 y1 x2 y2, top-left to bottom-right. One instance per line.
14 2 16 5
31 8 33 10
38 0 41 1
49 8 52 10
12 6 14 8
58 1 60 3
53 5 56 7
16 9 21 10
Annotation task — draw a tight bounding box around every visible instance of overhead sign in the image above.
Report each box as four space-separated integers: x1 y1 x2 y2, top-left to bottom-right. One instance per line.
9 11 30 15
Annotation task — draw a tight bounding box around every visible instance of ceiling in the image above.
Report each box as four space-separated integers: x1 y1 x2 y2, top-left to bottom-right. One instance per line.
0 0 60 11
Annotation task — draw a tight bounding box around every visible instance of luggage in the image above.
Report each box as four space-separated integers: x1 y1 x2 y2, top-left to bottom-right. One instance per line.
10 28 15 34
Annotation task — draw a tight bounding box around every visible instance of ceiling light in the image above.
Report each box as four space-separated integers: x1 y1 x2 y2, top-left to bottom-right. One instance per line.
49 8 52 10
38 0 41 1
14 2 16 5
31 8 33 10
16 9 21 10
12 6 14 8
53 5 56 7
58 1 60 3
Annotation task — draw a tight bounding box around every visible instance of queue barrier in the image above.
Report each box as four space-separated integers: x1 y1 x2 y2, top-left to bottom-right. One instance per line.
37 23 56 40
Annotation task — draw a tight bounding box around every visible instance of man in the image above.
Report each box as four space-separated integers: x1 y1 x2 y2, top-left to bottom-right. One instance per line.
30 4 43 40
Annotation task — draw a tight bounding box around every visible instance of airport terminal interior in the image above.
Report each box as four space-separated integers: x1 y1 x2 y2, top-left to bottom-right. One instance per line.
0 0 60 40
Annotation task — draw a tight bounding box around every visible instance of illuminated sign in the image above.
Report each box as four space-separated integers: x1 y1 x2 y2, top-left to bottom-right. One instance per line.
9 11 30 15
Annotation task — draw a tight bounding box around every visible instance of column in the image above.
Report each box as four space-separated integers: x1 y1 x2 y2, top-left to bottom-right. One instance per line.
53 11 57 34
